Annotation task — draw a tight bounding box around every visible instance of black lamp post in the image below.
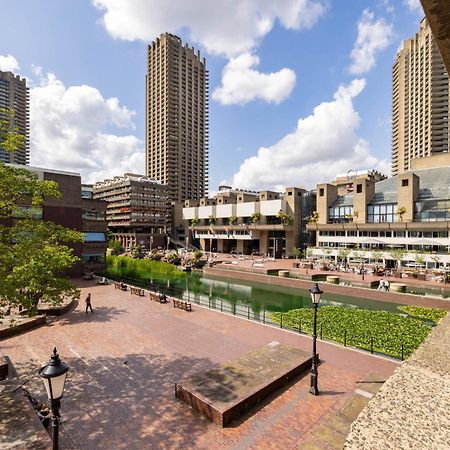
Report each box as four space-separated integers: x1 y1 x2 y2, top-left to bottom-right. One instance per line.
39 348 69 450
308 283 323 396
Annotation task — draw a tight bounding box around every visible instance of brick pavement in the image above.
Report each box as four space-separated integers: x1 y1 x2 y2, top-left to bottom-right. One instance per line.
0 281 398 449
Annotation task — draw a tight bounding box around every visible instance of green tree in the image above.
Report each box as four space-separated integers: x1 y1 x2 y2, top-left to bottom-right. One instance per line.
396 206 407 222
0 220 82 316
228 215 237 225
390 248 407 269
208 214 216 225
276 210 293 225
108 239 124 256
292 246 302 261
0 108 82 315
250 212 261 224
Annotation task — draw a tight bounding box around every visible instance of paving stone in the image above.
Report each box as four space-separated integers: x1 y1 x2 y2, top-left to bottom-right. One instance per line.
0 281 398 449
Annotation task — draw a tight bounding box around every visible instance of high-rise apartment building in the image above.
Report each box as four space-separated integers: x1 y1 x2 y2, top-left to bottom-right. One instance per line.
146 33 208 202
392 18 450 175
0 71 30 165
93 173 170 250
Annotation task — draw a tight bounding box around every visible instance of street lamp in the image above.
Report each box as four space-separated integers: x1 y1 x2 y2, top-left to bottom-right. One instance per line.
149 236 154 252
39 348 69 450
166 235 170 252
308 283 323 396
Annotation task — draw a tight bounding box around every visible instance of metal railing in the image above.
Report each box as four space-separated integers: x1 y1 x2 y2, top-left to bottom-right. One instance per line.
114 275 410 361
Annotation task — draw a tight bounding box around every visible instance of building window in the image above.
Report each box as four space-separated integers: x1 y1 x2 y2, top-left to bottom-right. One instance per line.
328 205 353 223
402 179 409 187
319 188 324 197
367 203 397 223
81 254 105 264
82 210 105 221
356 184 362 193
83 232 106 242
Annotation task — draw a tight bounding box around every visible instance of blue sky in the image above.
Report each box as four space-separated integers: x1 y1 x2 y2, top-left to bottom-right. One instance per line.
0 0 424 191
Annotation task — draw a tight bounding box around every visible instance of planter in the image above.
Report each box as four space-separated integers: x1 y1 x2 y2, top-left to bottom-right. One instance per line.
278 270 289 278
326 276 340 284
390 283 407 293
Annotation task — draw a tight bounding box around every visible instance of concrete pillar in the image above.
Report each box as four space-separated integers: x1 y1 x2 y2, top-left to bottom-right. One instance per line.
236 240 244 253
259 231 268 256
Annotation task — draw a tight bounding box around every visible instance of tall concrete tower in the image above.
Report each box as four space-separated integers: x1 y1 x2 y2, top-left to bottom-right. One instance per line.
392 18 449 175
0 71 30 165
146 33 208 202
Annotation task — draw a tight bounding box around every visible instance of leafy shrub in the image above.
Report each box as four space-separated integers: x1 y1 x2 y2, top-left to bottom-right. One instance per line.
397 305 447 324
271 306 433 359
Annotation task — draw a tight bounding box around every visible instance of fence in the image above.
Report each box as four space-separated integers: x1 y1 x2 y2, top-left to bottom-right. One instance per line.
116 275 410 361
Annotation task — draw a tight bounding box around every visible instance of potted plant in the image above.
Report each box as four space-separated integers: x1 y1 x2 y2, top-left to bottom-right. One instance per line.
250 212 261 224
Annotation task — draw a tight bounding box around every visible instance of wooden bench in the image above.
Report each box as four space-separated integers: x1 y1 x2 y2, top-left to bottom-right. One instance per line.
149 292 168 303
130 287 145 297
173 299 192 312
114 282 128 291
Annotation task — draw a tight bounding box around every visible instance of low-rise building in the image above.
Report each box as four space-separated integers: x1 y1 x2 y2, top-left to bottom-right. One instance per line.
183 186 315 257
93 173 170 250
5 165 107 276
307 166 450 268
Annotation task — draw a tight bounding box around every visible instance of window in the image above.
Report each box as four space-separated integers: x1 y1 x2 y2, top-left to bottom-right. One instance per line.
356 184 362 193
83 232 106 242
82 210 105 221
319 188 324 197
367 203 397 223
402 179 409 187
81 254 105 264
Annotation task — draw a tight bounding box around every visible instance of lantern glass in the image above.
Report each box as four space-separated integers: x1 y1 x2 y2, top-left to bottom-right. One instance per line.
309 283 323 305
42 371 68 401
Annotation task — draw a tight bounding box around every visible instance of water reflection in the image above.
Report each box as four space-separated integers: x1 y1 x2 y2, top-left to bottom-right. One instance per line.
145 272 400 314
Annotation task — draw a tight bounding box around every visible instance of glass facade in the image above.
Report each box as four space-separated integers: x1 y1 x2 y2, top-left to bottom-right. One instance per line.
415 200 450 221
328 205 353 223
367 203 397 223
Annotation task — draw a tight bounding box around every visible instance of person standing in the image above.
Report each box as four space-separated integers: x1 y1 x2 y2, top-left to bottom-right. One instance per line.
85 293 94 314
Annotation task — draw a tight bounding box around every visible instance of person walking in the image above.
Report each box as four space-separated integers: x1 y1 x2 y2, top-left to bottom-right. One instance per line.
85 293 94 314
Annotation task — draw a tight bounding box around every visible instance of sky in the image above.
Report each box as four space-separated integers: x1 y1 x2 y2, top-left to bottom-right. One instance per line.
0 0 425 192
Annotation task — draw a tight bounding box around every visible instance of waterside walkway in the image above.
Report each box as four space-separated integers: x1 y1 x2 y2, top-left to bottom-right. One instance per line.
1 280 397 449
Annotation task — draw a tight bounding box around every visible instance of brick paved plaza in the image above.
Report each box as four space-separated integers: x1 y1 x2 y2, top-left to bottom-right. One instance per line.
1 281 398 449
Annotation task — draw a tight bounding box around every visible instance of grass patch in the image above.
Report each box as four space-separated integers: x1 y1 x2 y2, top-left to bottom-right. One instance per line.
105 255 186 283
397 305 447 324
272 306 433 359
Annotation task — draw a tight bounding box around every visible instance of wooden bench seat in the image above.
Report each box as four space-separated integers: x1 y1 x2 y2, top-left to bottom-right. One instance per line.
173 299 192 311
130 287 145 297
114 282 128 291
149 292 168 303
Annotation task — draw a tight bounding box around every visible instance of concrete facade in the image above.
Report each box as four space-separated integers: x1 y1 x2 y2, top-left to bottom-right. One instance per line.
183 186 315 257
93 173 169 251
0 71 29 165
146 33 208 202
392 18 450 175
309 166 450 268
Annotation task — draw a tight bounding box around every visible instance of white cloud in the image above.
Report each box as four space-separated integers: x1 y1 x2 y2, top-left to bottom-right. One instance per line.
93 0 328 58
93 0 327 105
227 79 389 191
0 54 20 72
212 53 296 105
404 0 422 11
348 9 394 75
30 71 144 183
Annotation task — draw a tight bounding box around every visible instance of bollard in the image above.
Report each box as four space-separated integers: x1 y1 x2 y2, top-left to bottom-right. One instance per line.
280 313 283 329
370 336 374 354
247 305 250 320
263 309 266 324
320 323 323 340
344 330 347 347
221 300 223 312
401 343 404 361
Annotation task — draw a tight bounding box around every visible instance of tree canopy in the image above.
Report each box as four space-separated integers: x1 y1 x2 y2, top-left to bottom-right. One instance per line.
0 107 82 316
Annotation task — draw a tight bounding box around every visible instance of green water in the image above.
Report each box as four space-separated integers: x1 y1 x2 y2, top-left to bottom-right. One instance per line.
133 271 402 314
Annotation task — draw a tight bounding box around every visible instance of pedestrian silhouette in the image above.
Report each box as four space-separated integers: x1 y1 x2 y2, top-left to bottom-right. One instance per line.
85 293 94 314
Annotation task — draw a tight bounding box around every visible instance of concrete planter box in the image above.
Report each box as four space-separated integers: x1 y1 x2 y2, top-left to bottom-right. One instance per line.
390 283 407 293
326 276 340 284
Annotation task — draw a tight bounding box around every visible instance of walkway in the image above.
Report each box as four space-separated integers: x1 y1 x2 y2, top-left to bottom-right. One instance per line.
1 281 398 449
